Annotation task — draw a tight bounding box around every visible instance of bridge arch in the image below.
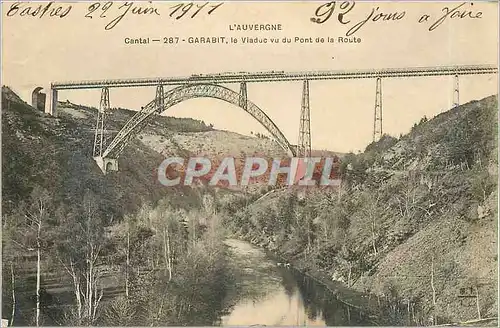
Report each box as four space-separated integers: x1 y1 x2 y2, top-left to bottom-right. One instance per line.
31 86 46 111
102 83 296 159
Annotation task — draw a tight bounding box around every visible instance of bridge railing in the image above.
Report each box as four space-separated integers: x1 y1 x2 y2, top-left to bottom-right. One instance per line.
51 65 497 89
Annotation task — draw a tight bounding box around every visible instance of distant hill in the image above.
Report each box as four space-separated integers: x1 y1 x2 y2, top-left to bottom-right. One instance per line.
58 99 343 159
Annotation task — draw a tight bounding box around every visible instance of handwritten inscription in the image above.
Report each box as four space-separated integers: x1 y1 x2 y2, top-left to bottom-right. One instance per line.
86 1 224 30
4 1 485 34
311 1 405 36
6 2 72 18
85 2 161 30
426 2 482 31
5 1 224 30
169 2 223 20
310 1 483 36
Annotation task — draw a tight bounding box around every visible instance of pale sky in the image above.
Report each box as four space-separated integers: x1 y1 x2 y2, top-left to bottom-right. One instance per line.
2 1 498 153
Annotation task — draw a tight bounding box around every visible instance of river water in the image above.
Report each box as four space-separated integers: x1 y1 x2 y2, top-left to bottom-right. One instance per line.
221 239 371 326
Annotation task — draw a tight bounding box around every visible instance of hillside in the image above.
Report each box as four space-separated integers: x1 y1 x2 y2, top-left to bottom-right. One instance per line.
224 95 498 325
2 87 296 217
350 96 498 323
0 86 293 326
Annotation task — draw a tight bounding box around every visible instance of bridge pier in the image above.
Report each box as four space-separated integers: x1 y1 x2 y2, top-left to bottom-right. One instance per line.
373 77 383 142
155 84 164 113
239 82 248 110
298 80 311 158
453 74 460 108
93 156 118 174
44 86 58 117
93 87 110 158
32 87 46 111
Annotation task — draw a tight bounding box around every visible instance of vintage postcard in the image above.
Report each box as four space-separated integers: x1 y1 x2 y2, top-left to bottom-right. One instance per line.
1 1 498 327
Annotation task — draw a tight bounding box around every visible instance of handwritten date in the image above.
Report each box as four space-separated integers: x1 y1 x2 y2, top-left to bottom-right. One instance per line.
169 2 224 20
85 1 224 30
85 2 160 30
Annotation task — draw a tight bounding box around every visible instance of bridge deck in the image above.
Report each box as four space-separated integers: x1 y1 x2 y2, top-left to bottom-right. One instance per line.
52 65 497 90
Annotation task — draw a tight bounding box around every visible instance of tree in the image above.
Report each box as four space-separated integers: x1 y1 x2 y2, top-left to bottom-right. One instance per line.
115 214 138 299
337 245 356 287
101 296 138 326
361 192 382 256
465 277 484 320
2 215 22 326
22 186 51 327
275 193 297 238
202 193 216 216
149 205 187 282
430 255 437 325
2 187 53 326
294 204 317 256
53 191 106 325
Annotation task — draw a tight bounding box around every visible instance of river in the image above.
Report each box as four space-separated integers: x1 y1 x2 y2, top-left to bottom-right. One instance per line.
221 239 372 326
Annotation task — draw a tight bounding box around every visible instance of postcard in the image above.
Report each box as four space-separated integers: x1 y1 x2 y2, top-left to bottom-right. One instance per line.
1 1 498 326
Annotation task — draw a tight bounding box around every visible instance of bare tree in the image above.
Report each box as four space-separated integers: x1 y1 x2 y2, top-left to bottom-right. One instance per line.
338 245 355 288
53 192 105 325
10 262 16 326
125 221 131 298
150 207 179 281
396 180 417 219
2 216 21 327
110 215 133 299
3 188 52 327
163 221 173 281
468 277 483 320
361 192 382 256
430 255 437 325
82 193 104 323
23 187 51 327
202 193 216 216
475 285 481 320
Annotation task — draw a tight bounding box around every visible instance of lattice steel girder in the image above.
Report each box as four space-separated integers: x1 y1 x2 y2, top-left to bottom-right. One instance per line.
102 84 296 159
93 111 105 157
373 77 383 142
239 82 248 110
52 65 497 90
93 87 110 157
155 84 165 113
298 80 311 158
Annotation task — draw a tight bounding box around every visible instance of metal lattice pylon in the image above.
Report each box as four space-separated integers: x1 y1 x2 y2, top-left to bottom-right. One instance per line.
453 74 460 108
93 87 110 157
155 83 164 113
373 77 383 142
239 81 248 110
298 80 311 158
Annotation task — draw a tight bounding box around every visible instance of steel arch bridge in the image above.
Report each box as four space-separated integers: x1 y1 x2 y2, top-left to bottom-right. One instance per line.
39 64 498 174
101 83 295 160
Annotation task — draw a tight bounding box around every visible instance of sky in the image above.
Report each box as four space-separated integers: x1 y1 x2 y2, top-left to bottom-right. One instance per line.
2 1 498 153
